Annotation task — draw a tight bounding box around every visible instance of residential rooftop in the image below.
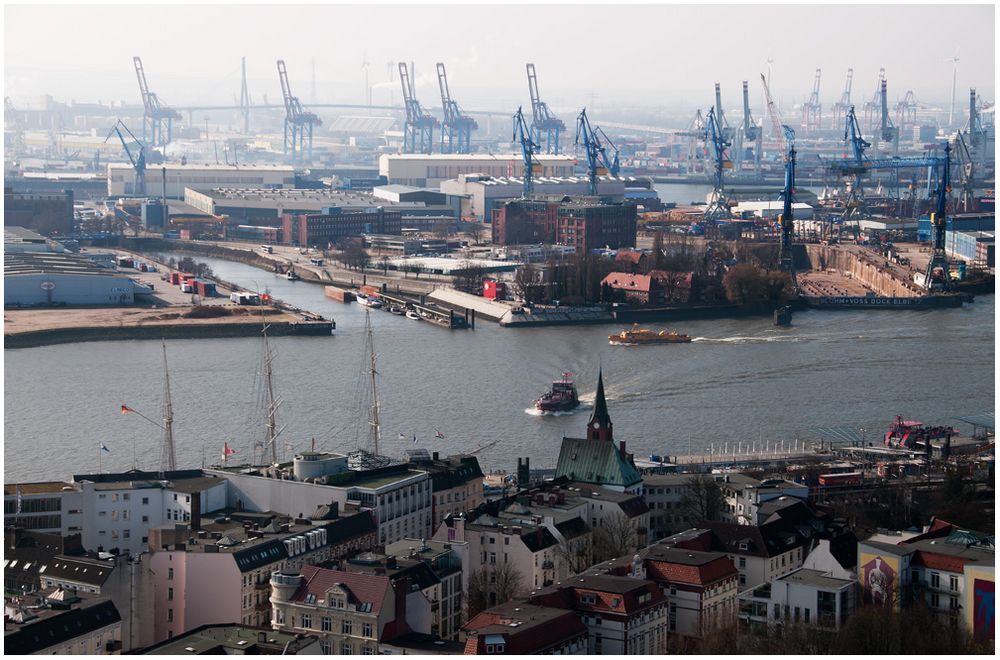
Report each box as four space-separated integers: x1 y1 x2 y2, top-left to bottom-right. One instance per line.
137 624 317 655
777 568 855 590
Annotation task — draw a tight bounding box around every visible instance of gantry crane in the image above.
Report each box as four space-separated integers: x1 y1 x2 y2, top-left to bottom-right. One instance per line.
953 130 976 213
966 87 984 149
398 62 438 154
133 57 181 150
801 68 822 132
5 96 25 157
714 83 732 141
104 119 146 197
838 105 872 233
436 63 477 154
276 60 321 163
863 68 885 135
831 68 853 130
894 90 921 134
778 146 798 290
732 80 761 176
761 73 795 162
575 108 618 196
703 106 734 223
512 106 540 197
924 144 953 292
526 64 565 155
678 109 708 173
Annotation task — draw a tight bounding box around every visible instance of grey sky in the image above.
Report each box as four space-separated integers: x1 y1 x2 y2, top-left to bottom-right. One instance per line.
4 3 995 114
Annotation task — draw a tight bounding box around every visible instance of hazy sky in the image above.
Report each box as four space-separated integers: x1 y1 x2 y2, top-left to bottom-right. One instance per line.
4 3 995 115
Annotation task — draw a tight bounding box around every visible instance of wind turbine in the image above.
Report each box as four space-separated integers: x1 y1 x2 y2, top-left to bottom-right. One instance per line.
947 50 959 128
361 53 371 110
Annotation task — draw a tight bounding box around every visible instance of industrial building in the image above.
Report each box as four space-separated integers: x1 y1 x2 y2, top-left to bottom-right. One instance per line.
378 153 575 188
4 187 74 235
185 188 457 227
946 230 995 267
492 197 638 251
282 208 403 247
441 174 629 221
4 252 143 306
4 225 64 253
107 164 295 198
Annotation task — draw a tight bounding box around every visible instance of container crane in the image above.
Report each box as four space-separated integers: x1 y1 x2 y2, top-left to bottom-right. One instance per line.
398 62 438 154
924 144 953 292
436 63 477 154
953 130 976 213
894 90 921 133
714 83 732 141
838 105 872 233
801 68 822 132
678 109 708 173
863 68 885 135
831 68 853 129
703 106 733 223
133 56 181 149
104 119 146 197
966 87 984 149
276 60 321 163
732 80 761 176
526 64 566 155
575 108 618 196
512 106 540 197
778 146 798 290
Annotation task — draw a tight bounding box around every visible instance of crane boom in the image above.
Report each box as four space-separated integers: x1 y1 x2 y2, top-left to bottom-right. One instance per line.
760 73 791 160
525 63 565 154
513 106 539 197
436 63 476 153
104 119 146 196
398 62 437 154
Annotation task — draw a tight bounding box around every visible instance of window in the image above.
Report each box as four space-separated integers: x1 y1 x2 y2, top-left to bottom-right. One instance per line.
363 646 375 655
950 596 959 611
342 620 352 635
341 641 353 655
321 616 331 632
142 515 149 523
804 608 810 624
949 575 959 592
274 609 285 625
931 573 940 588
490 552 496 565
931 593 940 608
142 497 149 505
581 593 597 605
301 613 312 629
167 608 173 623
319 641 332 655
794 607 800 623
123 529 130 539
168 588 173 601
774 604 781 620
739 557 746 568
362 623 373 638
168 568 174 580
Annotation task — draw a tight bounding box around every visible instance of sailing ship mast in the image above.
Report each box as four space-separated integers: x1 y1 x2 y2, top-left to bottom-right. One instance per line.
365 309 381 456
160 340 177 472
261 315 284 465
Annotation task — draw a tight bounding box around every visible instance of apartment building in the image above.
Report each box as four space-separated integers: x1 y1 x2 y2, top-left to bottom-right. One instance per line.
4 591 122 655
405 451 484 531
147 509 377 642
642 473 693 541
528 573 669 654
738 567 857 632
384 538 466 641
462 601 589 655
716 474 809 525
270 565 431 654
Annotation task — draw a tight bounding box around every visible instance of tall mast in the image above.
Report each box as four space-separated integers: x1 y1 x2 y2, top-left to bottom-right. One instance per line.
160 340 176 472
262 319 281 465
365 309 381 455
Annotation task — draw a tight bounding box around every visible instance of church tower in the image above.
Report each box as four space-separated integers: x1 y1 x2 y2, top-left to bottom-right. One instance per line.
586 369 613 442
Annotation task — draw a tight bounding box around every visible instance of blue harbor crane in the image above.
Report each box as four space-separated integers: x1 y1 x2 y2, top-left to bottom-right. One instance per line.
436 63 477 154
574 108 619 196
862 68 885 135
703 105 734 223
512 106 540 197
277 60 321 163
924 144 953 292
839 105 872 231
398 62 438 154
714 83 732 142
133 56 181 150
104 119 146 197
953 129 976 212
526 64 566 155
778 146 798 291
831 68 854 130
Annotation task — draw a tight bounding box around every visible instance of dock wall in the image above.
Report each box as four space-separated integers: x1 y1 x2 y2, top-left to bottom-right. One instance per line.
804 245 923 297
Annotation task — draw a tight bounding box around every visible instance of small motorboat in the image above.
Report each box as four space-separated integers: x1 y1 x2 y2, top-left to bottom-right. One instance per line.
285 269 301 281
357 294 383 309
389 305 405 315
406 309 421 320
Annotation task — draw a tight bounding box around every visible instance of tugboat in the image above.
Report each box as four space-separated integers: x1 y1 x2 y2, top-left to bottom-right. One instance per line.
608 325 691 345
356 294 383 309
285 268 301 281
534 373 580 413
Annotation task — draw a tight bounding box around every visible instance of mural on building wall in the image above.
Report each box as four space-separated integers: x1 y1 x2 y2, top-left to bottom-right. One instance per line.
860 554 898 606
973 578 994 640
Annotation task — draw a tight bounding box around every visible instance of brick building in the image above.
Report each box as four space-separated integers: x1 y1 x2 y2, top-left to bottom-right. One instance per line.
491 197 637 251
281 209 401 247
601 270 696 305
3 188 74 236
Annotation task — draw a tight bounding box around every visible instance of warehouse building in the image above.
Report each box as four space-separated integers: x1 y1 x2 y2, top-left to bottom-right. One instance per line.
4 225 64 253
492 197 638 251
5 252 141 307
379 153 575 188
108 164 295 198
282 208 402 247
441 174 628 221
4 187 74 236
946 230 995 268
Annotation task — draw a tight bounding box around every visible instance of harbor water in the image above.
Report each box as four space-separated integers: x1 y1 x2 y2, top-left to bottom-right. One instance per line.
3 253 994 482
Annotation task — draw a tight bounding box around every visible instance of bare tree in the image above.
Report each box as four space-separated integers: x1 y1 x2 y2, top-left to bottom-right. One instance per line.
556 534 597 576
680 474 725 524
451 261 489 293
510 264 540 303
466 563 525 619
592 511 640 562
463 221 487 245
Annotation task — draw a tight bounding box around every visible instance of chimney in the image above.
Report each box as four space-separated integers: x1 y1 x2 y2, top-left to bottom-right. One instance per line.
432 452 439 461
619 441 627 457
517 457 530 486
190 493 202 533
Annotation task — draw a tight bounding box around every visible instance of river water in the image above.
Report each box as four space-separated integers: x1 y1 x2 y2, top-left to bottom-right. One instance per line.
4 253 994 483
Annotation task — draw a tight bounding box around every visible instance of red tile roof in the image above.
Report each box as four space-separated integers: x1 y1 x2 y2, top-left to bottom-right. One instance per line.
602 272 653 293
642 548 738 586
615 250 646 265
463 603 587 654
291 565 390 615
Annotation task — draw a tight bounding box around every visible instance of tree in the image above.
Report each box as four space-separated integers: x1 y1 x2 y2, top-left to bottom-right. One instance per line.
680 474 725 524
722 265 792 307
463 221 487 245
340 243 370 272
432 220 451 240
592 511 641 562
451 261 489 293
466 563 524 620
176 256 213 278
510 264 541 304
556 534 597 576
651 230 666 270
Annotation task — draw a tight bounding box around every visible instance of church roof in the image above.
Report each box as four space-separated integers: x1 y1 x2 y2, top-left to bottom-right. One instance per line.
555 437 642 487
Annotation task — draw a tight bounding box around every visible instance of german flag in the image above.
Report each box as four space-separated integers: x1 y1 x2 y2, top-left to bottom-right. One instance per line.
121 405 133 415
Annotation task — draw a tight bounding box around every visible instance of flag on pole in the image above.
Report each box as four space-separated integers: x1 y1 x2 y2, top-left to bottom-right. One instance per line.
412 434 418 445
398 432 406 441
222 442 236 461
120 404 133 415
435 430 445 439
100 444 111 453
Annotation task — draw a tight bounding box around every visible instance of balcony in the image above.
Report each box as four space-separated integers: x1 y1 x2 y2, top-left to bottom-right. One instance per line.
541 560 554 570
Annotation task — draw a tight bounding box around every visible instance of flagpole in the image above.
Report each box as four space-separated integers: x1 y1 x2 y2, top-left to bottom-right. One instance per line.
99 444 103 474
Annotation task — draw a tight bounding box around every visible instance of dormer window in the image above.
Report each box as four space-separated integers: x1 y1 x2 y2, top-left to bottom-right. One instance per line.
581 593 597 605
738 542 749 551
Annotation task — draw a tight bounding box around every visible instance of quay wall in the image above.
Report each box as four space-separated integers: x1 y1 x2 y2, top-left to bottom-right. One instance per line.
804 245 923 297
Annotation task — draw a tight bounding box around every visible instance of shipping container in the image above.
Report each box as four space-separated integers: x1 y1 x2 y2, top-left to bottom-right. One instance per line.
196 281 217 297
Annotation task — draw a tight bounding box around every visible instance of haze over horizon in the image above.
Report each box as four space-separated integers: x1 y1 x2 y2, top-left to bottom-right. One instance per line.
4 3 996 119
